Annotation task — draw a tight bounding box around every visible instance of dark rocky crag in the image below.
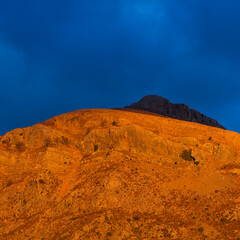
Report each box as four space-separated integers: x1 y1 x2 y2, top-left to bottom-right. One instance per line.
126 95 225 129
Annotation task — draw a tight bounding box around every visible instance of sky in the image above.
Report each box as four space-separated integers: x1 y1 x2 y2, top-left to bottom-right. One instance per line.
0 0 240 134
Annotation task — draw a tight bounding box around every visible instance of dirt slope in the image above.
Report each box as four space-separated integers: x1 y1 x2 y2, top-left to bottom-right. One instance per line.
0 109 239 240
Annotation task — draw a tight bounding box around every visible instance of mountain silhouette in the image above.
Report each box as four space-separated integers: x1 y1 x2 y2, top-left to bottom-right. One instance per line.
126 95 225 129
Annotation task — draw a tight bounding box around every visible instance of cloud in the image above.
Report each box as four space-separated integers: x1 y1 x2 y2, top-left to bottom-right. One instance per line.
0 0 240 133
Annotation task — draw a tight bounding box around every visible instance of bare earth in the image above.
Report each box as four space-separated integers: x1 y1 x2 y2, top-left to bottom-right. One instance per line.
0 109 239 239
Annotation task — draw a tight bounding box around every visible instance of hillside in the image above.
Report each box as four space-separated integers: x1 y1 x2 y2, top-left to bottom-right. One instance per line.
0 108 239 239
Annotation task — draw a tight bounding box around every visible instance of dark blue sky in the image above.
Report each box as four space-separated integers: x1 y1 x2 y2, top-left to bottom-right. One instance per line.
1 0 240 134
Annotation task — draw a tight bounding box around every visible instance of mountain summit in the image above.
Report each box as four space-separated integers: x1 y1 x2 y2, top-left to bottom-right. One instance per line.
126 95 225 129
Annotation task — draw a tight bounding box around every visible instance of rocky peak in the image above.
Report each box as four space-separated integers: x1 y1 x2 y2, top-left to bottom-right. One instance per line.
126 95 225 129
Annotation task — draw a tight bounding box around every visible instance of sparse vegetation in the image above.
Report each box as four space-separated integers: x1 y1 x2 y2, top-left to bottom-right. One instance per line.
112 121 117 126
15 142 25 151
61 136 69 145
39 179 45 184
6 180 13 187
94 145 98 151
180 149 195 161
44 137 51 146
220 217 227 223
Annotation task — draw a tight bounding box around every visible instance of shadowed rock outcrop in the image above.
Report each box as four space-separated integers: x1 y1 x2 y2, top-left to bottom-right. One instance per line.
126 95 225 129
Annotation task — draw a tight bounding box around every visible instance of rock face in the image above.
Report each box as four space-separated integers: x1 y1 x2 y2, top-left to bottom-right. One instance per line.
126 95 225 129
0 109 239 239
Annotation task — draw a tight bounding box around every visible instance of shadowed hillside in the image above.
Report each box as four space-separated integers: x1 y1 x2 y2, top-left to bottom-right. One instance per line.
126 95 225 129
0 109 239 239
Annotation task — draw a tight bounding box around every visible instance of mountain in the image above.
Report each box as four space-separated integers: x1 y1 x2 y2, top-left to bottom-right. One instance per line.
126 95 225 129
0 108 239 239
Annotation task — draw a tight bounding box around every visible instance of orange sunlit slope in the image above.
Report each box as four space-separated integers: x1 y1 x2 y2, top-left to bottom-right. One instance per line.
0 109 239 239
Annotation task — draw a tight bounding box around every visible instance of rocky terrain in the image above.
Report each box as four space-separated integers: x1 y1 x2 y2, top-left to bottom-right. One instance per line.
0 108 239 239
126 95 225 129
